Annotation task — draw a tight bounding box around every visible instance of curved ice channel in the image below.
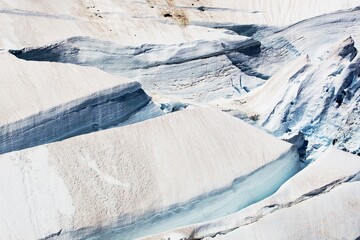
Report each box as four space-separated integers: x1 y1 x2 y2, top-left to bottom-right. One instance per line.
65 150 300 240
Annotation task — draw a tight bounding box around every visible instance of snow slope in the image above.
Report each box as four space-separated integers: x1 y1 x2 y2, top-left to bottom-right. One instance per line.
149 148 360 240
0 52 162 154
1 0 359 46
157 0 360 27
3 1 360 105
218 6 360 97
0 0 251 49
0 108 299 240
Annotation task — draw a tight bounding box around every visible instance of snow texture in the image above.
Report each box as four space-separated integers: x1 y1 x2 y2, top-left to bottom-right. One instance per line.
0 108 298 240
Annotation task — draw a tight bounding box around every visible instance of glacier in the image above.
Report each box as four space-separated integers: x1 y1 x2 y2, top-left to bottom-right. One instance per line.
0 0 359 239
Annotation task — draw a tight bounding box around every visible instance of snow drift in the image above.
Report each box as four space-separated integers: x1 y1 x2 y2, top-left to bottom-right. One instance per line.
0 108 299 240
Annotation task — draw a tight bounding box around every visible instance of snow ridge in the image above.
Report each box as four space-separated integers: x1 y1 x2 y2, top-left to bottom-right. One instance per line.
9 36 260 102
0 83 156 154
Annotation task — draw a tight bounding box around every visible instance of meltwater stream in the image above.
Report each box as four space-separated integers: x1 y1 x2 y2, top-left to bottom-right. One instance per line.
65 150 300 240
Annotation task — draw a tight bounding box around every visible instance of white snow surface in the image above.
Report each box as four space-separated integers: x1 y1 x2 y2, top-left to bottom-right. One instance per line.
4 3 360 107
2 0 360 104
0 52 128 125
0 52 163 154
148 147 360 240
0 108 299 240
9 35 253 102
1 0 359 48
0 0 246 49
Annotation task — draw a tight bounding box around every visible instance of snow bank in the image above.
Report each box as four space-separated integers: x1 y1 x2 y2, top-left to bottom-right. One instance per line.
0 108 299 240
149 148 360 240
0 53 162 154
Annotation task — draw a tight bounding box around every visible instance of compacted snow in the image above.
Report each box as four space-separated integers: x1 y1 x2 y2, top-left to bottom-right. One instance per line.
0 108 299 240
